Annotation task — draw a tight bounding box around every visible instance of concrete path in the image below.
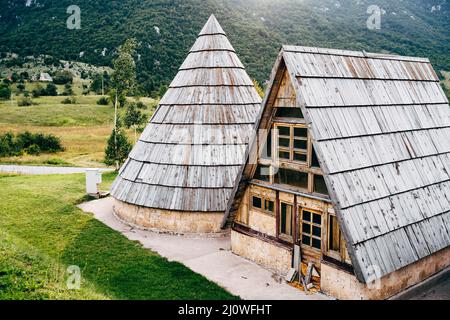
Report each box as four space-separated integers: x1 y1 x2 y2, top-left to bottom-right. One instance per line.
0 165 113 175
78 197 329 300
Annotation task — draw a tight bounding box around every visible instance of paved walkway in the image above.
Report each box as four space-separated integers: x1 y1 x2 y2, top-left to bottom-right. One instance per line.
0 165 113 175
78 197 329 300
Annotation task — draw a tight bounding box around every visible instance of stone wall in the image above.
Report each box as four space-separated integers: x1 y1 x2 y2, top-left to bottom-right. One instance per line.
231 230 292 275
321 245 450 300
248 209 277 237
113 199 224 234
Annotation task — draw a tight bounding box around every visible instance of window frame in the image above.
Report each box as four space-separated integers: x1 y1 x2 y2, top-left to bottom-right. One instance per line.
250 194 275 216
274 124 309 165
278 202 294 242
299 208 323 252
327 214 341 255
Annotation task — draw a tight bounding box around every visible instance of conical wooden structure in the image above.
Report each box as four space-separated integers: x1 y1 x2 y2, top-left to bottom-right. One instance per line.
110 15 262 234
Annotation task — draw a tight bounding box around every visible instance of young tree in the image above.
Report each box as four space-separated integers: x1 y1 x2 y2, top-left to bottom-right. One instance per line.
104 118 132 170
109 38 138 167
0 83 12 100
45 83 58 96
124 101 148 143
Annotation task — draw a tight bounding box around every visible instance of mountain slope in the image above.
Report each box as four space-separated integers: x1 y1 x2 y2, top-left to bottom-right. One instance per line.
0 0 448 94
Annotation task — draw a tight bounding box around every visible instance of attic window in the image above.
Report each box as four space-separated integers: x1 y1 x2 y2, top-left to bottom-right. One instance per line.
276 125 309 164
275 107 304 119
313 175 329 196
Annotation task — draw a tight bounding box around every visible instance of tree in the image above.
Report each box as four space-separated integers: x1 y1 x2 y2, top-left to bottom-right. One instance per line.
62 84 74 96
0 83 12 100
124 102 148 143
53 70 73 85
90 71 110 95
11 72 20 83
104 118 132 170
32 84 44 98
45 83 58 96
111 38 138 107
110 38 138 166
17 83 26 93
20 71 29 81
253 79 265 98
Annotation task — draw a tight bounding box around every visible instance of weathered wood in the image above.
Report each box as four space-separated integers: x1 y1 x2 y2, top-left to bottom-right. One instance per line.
111 14 261 213
226 44 450 283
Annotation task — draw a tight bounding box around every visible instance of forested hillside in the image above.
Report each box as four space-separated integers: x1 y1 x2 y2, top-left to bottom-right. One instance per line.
0 0 448 95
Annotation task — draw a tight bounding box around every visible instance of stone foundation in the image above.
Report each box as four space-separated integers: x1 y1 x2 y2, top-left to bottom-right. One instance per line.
231 230 292 275
113 199 224 234
321 245 450 300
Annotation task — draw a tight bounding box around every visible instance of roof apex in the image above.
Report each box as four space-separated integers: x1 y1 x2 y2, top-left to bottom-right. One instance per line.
199 14 226 36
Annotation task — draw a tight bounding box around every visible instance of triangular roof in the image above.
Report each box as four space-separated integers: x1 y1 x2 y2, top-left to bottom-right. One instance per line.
111 15 262 213
226 45 450 283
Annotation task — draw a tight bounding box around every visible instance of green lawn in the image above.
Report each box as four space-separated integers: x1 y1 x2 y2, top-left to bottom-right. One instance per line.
0 94 156 167
0 173 237 300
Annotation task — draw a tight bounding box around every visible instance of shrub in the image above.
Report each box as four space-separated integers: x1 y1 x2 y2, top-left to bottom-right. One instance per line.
32 84 45 98
96 96 109 105
45 83 58 96
53 70 73 85
44 158 68 166
18 97 35 107
136 101 148 109
61 84 74 96
26 144 41 155
16 83 26 93
61 96 77 104
0 131 64 157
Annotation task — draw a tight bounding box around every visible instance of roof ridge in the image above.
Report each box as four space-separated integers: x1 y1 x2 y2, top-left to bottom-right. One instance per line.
282 45 430 63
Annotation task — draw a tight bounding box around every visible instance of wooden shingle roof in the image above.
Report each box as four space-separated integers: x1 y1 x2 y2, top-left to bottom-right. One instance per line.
111 15 262 213
226 45 450 282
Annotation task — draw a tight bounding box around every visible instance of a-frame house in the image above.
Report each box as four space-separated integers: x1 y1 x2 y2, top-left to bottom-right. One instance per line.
225 45 450 299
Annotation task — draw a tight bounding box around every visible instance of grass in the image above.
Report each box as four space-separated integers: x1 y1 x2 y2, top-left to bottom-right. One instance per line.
0 173 237 300
0 93 156 167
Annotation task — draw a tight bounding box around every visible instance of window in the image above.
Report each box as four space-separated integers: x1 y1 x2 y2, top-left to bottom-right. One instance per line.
265 199 275 213
301 210 322 250
261 129 272 159
328 215 341 253
276 125 309 164
274 168 309 190
252 196 262 209
251 194 275 215
311 147 320 168
253 165 271 182
275 108 304 119
279 203 293 238
313 175 329 196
